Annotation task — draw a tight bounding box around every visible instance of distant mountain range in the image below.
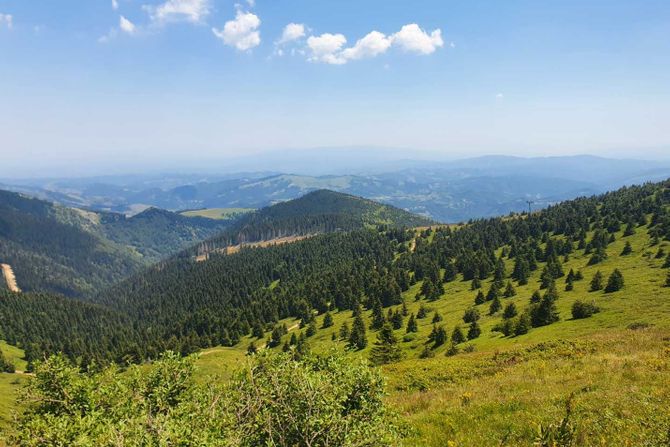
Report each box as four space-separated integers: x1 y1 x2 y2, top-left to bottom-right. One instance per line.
2 155 669 222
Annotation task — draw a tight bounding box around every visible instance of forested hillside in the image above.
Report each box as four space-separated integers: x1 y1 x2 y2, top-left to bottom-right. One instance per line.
0 190 231 296
192 189 433 257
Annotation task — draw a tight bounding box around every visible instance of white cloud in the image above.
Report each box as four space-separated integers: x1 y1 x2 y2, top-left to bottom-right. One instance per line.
112 0 119 11
119 15 136 34
304 23 444 65
212 11 261 51
246 0 255 7
341 31 392 61
0 13 13 30
145 0 210 24
278 23 305 44
390 24 443 54
306 33 347 65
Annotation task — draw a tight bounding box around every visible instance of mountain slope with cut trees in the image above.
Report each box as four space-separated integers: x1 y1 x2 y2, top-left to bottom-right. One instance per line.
0 190 231 296
191 189 434 257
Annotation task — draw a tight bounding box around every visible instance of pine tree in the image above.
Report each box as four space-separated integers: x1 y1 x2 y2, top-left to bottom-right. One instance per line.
467 321 481 340
348 315 368 350
565 276 574 291
443 261 458 283
514 312 531 335
474 290 486 305
370 300 386 330
621 242 633 256
502 302 518 319
462 307 480 324
605 269 624 293
575 270 584 281
663 253 670 268
530 290 542 303
503 281 516 298
428 325 447 348
489 296 502 315
451 326 466 345
305 321 317 337
471 278 482 290
391 310 404 330
338 322 350 341
322 312 334 329
530 285 560 327
486 283 499 301
432 311 443 323
252 322 265 339
590 271 604 291
417 304 428 319
369 323 403 365
406 313 418 333
247 342 258 355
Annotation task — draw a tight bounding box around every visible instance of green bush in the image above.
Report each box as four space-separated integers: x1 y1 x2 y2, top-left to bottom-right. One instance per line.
10 351 400 446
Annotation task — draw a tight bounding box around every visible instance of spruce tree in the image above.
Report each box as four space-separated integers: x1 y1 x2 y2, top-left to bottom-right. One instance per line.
370 300 386 330
322 312 334 329
462 307 480 324
514 312 531 335
348 315 368 350
369 323 402 365
406 313 418 333
565 277 574 291
590 271 604 291
451 326 466 345
247 342 258 355
306 321 317 337
530 290 542 303
489 296 502 315
503 281 516 298
391 310 404 330
502 302 518 319
621 242 633 256
417 304 428 319
339 322 350 341
432 311 443 323
467 321 481 340
428 325 447 348
605 269 624 293
530 285 560 327
474 290 486 305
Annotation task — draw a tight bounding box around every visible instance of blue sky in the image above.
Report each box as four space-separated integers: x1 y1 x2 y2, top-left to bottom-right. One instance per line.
1 0 669 176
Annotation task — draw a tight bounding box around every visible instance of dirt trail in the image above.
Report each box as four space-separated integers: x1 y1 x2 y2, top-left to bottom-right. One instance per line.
1 264 20 293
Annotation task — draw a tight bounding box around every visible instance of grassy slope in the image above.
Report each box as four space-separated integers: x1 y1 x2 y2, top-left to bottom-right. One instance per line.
195 226 670 446
1 226 668 445
0 342 27 443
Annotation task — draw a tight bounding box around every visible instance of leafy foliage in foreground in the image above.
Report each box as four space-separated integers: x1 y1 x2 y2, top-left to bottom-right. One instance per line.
8 350 399 447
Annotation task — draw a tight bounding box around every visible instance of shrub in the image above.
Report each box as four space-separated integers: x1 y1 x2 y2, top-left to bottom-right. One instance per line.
571 300 600 319
11 351 400 446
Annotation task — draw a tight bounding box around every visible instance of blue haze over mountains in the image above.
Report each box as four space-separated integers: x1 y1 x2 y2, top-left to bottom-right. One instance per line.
2 154 670 223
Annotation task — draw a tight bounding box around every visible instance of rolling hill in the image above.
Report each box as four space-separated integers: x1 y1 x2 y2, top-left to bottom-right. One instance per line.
0 190 232 296
1 179 669 445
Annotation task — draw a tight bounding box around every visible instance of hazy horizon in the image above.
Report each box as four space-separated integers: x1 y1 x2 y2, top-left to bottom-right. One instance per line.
1 0 669 178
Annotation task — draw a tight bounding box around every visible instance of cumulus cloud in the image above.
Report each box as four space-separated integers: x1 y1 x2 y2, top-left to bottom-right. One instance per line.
307 33 347 64
0 13 13 29
304 23 444 65
341 31 392 60
119 15 136 34
278 23 305 44
145 0 210 24
391 24 443 54
112 0 119 11
212 11 261 51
